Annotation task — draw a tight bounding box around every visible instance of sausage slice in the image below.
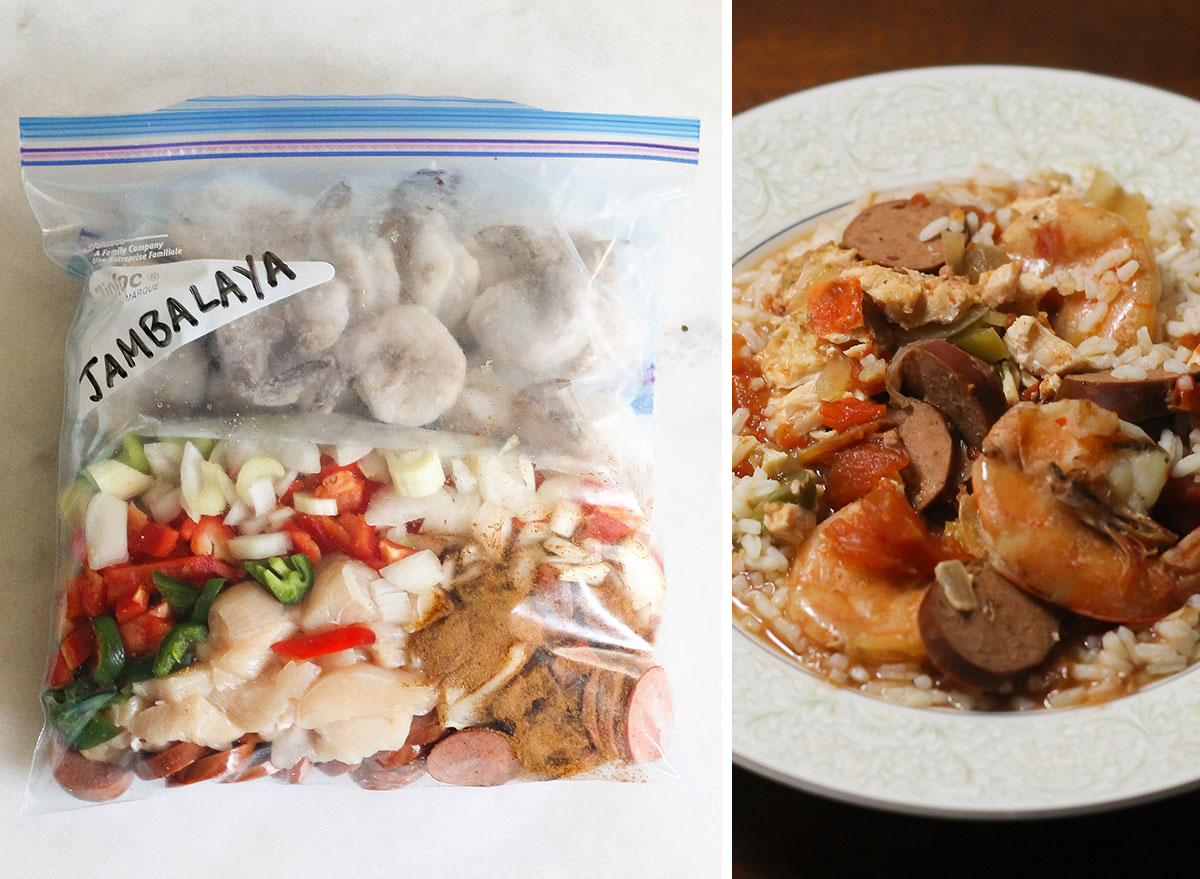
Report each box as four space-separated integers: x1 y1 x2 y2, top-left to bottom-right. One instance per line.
918 561 1059 689
1058 368 1199 423
134 741 208 781
623 666 672 765
897 340 1006 446
426 728 520 787
893 400 955 510
842 199 960 272
167 742 254 786
351 760 425 791
53 749 135 802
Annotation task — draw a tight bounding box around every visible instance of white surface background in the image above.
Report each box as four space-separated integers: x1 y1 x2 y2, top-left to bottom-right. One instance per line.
0 2 724 876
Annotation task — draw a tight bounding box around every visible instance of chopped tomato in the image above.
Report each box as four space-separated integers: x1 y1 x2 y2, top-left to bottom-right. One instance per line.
819 398 887 432
129 522 180 559
103 555 241 602
379 539 417 565
824 483 953 576
908 193 931 208
59 624 97 672
114 585 150 623
190 516 235 559
66 570 106 620
313 468 367 514
270 625 376 661
118 603 173 656
808 277 863 337
579 507 635 543
821 437 910 510
733 332 772 445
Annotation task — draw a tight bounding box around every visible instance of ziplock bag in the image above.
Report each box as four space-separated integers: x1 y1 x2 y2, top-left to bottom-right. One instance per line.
19 96 698 808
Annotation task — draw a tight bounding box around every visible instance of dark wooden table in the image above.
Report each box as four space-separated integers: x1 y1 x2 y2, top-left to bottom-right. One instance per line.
734 3 1200 875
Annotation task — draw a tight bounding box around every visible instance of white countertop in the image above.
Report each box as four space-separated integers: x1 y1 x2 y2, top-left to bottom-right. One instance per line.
0 1 723 876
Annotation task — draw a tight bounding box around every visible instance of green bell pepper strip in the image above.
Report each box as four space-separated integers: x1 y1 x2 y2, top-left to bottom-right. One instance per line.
122 655 156 684
73 715 120 751
90 614 125 686
152 622 209 678
152 571 199 617
244 554 315 604
190 578 227 625
42 684 118 744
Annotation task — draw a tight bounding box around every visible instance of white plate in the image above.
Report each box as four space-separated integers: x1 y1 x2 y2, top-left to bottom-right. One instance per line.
733 65 1200 817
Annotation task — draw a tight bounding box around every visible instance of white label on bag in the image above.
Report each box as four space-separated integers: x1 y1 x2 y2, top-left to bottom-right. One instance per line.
78 252 334 411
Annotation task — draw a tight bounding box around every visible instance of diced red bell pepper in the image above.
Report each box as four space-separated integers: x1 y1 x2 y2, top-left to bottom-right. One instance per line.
378 539 417 566
175 515 197 541
293 512 384 569
48 652 73 687
103 555 241 603
59 624 97 673
66 570 106 620
190 516 235 560
129 522 180 560
127 503 150 535
819 398 887 432
118 603 174 656
114 585 150 623
270 625 376 661
284 524 323 566
808 277 864 337
579 507 635 544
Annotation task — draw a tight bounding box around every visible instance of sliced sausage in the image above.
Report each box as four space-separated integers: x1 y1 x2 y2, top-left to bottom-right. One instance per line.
426 728 520 787
282 756 311 784
1058 369 1199 423
53 749 134 802
352 760 425 791
134 742 208 781
842 199 959 272
405 711 446 748
372 745 420 770
897 339 1006 446
893 400 955 510
167 742 254 786
223 747 278 783
315 760 359 777
918 561 1059 689
622 666 673 765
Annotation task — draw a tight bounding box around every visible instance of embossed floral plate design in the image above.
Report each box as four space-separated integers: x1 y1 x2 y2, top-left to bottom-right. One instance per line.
733 66 1200 817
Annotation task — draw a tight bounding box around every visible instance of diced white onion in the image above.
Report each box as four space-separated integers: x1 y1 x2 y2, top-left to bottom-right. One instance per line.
381 550 445 594
294 493 339 516
247 477 278 517
147 486 184 525
143 443 184 482
334 443 373 467
180 442 228 520
86 491 129 570
472 501 513 562
274 469 298 497
227 532 293 560
266 507 295 530
549 500 583 538
223 500 251 528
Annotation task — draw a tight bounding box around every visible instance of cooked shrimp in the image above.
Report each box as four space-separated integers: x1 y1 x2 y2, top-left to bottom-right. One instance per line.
1000 197 1161 348
972 400 1197 623
784 493 929 663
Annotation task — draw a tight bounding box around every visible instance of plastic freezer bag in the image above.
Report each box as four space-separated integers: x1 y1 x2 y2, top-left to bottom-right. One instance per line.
19 96 698 808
